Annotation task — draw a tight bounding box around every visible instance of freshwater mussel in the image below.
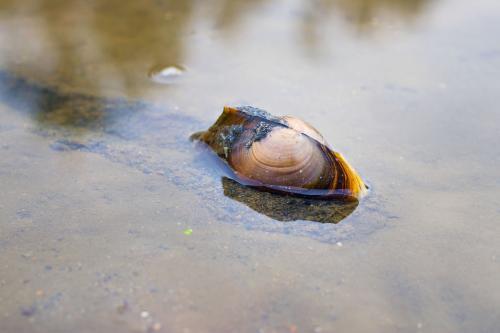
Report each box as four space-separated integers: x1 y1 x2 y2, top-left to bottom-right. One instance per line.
192 106 367 200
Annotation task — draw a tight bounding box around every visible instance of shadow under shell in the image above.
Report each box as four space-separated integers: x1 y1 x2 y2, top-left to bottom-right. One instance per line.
221 177 358 224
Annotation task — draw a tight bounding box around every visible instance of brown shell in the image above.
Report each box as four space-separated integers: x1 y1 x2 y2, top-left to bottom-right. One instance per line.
193 106 367 200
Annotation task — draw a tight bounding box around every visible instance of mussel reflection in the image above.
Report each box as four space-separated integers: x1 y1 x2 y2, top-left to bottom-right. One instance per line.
222 177 358 224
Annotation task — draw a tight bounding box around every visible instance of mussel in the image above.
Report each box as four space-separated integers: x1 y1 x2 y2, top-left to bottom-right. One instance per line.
192 106 367 200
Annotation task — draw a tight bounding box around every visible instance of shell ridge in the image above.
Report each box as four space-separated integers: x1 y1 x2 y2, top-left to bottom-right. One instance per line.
249 141 314 175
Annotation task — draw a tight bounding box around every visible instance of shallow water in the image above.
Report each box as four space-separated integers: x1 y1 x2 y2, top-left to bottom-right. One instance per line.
0 0 499 332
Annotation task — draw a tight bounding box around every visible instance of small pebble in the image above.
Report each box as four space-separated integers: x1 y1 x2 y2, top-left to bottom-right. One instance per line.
21 306 36 317
152 322 162 331
21 252 33 259
116 301 128 314
336 242 343 247
149 66 185 84
141 311 150 319
16 209 32 219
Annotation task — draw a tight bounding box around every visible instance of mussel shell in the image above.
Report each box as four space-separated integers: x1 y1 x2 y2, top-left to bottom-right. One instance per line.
282 116 327 146
229 126 332 188
194 106 367 200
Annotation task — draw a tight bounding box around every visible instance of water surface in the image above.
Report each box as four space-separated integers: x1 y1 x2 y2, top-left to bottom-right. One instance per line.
1 0 500 332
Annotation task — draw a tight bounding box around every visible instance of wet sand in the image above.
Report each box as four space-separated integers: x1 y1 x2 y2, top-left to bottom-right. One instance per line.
1 0 500 332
